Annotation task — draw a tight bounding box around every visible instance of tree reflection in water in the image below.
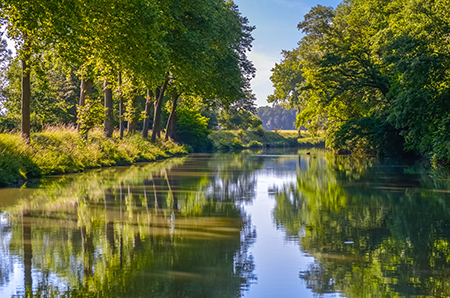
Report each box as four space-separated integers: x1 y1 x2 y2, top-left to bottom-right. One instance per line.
0 154 262 297
273 152 450 297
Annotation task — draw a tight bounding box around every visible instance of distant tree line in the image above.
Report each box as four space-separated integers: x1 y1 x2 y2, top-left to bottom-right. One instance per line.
0 0 255 145
269 0 450 164
257 105 298 131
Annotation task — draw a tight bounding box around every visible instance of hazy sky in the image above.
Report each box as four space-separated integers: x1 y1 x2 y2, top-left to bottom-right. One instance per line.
234 0 341 106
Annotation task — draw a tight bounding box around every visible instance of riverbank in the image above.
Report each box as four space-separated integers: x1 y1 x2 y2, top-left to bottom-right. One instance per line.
208 129 325 151
0 127 187 186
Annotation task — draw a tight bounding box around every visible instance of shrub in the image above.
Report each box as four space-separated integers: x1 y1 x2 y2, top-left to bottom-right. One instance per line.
252 125 265 138
218 139 230 151
237 129 244 140
176 107 213 152
231 137 244 149
247 140 262 148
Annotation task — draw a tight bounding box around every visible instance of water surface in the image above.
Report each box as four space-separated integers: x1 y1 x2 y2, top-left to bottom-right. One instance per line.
1 149 450 297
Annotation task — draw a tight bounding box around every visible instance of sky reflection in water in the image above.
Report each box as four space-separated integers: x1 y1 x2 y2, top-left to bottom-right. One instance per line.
0 149 450 297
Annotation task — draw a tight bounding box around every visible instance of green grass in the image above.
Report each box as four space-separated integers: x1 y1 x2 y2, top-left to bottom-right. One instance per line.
297 136 326 147
0 126 187 186
208 129 325 151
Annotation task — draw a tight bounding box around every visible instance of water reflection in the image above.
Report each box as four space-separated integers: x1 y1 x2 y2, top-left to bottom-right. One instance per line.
273 152 450 297
3 150 450 297
0 155 260 297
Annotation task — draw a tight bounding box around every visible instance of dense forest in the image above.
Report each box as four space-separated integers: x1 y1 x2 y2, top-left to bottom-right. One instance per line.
269 0 450 164
0 0 255 147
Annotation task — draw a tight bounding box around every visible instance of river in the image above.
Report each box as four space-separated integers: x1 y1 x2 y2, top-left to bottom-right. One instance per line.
0 149 449 297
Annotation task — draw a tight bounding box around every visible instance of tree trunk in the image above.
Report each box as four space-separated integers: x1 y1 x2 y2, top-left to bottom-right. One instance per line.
118 72 124 140
104 80 114 137
127 90 138 134
77 78 94 131
165 93 180 141
22 213 32 294
127 101 137 134
21 59 31 142
142 89 153 139
151 79 169 143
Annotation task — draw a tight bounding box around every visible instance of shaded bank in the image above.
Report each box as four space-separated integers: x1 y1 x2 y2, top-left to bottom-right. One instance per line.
0 127 187 186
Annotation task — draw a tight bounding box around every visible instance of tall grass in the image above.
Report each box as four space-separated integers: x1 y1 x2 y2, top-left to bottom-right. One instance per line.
0 126 186 186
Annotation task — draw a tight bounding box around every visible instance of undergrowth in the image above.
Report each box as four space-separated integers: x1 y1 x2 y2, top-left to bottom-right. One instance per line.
0 126 186 186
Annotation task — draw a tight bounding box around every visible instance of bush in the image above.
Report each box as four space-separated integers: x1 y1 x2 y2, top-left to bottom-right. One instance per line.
218 139 230 151
252 125 265 138
231 137 244 149
330 116 406 157
247 140 262 148
176 108 213 152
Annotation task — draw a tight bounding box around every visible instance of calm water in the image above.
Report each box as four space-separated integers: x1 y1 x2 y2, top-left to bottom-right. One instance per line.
1 149 450 297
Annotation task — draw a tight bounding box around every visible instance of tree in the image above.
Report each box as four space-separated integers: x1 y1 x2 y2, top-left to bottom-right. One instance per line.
0 56 80 130
268 48 304 109
1 0 55 140
218 109 262 130
257 105 298 130
151 0 255 143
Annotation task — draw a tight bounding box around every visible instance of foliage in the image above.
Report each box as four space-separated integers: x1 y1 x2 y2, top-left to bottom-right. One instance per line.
329 116 406 157
0 59 80 131
272 151 450 297
268 48 304 108
0 0 256 147
231 137 244 149
251 124 265 138
1 151 260 297
257 105 299 131
76 98 106 138
247 140 262 148
218 109 262 130
175 107 213 152
297 136 326 148
268 0 450 162
208 129 305 151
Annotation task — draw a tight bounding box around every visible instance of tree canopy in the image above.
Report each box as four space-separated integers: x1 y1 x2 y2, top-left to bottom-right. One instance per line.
0 0 256 146
268 0 450 162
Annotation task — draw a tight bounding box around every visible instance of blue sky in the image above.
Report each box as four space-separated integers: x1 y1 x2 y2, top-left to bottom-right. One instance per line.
234 0 341 106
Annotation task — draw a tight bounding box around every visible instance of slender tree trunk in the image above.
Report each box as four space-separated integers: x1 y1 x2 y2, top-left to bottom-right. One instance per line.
22 213 32 295
81 226 94 276
127 91 138 134
151 79 169 143
165 93 180 141
142 89 153 139
118 72 124 140
104 80 114 137
77 78 93 131
21 58 31 142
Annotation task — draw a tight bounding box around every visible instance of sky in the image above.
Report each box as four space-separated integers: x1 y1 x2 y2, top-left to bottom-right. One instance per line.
233 0 341 106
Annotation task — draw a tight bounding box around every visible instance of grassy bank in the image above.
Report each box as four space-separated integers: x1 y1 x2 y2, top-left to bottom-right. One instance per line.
0 126 187 186
208 129 325 151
